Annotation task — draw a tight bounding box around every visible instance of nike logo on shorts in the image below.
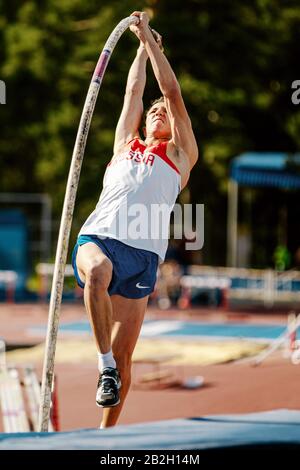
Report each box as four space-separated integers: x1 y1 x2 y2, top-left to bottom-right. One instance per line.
136 282 150 289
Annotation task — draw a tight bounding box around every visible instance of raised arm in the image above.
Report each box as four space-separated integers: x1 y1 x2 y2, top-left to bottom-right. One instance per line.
113 44 148 155
131 12 198 168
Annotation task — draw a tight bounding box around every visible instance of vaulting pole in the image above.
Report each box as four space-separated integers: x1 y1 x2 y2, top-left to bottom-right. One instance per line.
38 16 139 432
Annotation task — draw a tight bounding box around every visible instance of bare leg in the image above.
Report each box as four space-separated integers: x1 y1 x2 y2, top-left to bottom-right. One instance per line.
100 294 149 428
76 242 113 353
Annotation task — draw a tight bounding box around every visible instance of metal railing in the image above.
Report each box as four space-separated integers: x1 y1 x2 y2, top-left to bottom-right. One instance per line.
184 266 300 307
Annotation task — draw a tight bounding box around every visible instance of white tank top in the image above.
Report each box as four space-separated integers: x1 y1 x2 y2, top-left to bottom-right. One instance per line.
79 138 181 262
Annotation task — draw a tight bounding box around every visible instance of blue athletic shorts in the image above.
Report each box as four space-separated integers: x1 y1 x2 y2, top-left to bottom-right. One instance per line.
72 235 159 299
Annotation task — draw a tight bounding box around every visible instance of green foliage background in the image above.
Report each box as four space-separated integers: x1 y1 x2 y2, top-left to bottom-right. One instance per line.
1 0 300 267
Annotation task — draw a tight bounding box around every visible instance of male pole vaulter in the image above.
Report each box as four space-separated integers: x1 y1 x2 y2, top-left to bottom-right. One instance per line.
72 11 198 428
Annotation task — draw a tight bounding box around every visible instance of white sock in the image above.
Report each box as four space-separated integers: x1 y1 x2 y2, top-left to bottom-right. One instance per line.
97 349 116 372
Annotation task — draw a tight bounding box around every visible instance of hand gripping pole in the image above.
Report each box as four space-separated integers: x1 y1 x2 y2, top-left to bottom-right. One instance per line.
38 16 139 432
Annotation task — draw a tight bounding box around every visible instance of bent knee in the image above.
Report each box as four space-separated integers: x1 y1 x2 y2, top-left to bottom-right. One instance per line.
85 258 113 291
115 353 133 375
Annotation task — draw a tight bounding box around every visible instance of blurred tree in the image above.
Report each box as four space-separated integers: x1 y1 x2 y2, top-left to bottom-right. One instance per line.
0 0 299 266
273 244 291 271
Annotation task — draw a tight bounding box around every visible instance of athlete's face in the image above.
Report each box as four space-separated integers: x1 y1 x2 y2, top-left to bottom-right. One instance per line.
145 103 172 139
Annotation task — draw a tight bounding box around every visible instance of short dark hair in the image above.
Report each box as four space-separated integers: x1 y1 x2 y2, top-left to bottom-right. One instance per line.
145 97 165 117
142 96 165 127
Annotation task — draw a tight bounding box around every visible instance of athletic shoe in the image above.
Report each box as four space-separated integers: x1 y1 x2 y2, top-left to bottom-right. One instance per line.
96 367 121 407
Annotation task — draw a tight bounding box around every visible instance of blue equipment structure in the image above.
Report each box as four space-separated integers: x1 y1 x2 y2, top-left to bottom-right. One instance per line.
227 152 300 266
0 210 28 301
